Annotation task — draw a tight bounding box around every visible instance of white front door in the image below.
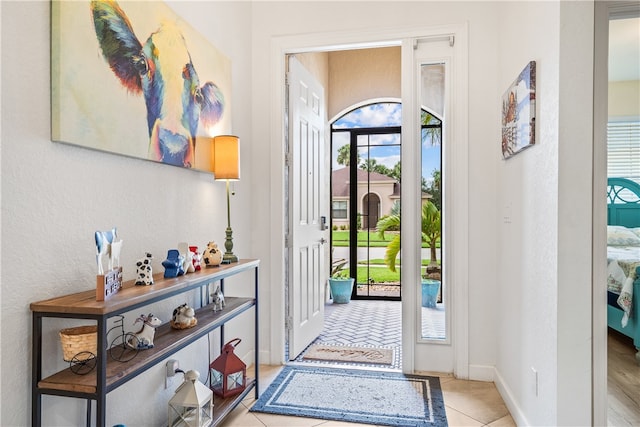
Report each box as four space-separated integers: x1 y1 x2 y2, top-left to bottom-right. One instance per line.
287 57 329 359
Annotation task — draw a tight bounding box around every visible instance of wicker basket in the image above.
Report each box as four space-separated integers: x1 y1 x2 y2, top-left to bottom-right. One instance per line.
59 325 97 362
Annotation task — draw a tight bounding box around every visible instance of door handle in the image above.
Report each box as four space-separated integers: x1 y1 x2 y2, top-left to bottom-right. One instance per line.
320 216 328 230
319 238 327 244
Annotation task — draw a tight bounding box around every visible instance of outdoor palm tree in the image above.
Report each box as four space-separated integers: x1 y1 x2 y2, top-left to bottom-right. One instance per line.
336 143 361 166
421 201 441 272
376 200 441 274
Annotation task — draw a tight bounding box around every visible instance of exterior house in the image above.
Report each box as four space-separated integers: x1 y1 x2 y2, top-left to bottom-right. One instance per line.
0 1 629 426
331 167 430 229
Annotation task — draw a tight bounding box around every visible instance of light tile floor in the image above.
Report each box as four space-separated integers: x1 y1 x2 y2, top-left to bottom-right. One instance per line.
222 300 515 426
220 365 516 427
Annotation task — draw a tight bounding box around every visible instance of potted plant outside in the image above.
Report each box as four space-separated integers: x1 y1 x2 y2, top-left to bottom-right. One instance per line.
420 200 441 308
328 263 354 304
377 200 442 308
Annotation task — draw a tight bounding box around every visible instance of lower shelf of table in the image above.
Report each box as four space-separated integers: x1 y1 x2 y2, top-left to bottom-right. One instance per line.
212 378 256 426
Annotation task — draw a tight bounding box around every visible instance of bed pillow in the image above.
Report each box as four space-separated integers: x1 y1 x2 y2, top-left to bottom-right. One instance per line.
630 227 640 239
607 225 640 246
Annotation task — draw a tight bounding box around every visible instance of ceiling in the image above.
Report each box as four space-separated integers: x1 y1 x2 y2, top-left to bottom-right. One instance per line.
609 17 640 82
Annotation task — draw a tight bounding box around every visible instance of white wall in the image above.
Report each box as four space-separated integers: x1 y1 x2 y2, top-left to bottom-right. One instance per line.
556 3 595 425
494 1 594 426
495 2 560 425
0 1 252 426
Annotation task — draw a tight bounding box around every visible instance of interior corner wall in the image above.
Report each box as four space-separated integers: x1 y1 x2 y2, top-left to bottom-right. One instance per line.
0 1 252 426
494 1 561 426
556 2 595 425
494 1 595 426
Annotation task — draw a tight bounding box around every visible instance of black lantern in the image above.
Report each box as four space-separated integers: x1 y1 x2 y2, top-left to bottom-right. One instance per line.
209 338 246 398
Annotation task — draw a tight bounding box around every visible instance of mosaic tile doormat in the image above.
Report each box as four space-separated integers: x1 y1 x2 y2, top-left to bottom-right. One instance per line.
250 365 448 427
302 344 394 365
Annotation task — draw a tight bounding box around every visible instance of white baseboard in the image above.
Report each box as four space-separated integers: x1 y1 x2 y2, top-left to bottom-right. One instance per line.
494 368 529 426
468 364 496 382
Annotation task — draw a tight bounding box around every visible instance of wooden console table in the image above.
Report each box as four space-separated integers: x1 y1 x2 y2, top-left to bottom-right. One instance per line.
31 259 259 427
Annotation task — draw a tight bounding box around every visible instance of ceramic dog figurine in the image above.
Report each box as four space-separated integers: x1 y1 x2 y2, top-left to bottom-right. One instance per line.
211 285 225 312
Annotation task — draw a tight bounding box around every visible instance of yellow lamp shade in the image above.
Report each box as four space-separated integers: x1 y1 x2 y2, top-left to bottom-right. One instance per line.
212 135 240 180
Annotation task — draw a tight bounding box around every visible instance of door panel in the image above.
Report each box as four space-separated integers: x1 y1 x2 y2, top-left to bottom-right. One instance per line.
288 57 328 359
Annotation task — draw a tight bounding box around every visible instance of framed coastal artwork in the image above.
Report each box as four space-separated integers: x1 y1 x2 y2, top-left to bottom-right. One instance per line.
501 61 536 159
51 0 231 171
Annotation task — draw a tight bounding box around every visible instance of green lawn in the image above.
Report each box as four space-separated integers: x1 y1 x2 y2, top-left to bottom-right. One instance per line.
358 258 439 266
356 266 400 283
332 230 392 247
352 260 441 283
332 230 438 248
332 231 441 283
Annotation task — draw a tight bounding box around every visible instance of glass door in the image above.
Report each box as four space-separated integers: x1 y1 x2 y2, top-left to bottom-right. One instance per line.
330 103 402 301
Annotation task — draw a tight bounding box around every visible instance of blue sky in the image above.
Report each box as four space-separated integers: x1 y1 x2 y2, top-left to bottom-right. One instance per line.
332 103 441 183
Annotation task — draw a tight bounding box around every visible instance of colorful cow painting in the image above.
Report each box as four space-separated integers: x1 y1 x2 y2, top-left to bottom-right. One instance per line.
91 0 224 167
51 1 231 170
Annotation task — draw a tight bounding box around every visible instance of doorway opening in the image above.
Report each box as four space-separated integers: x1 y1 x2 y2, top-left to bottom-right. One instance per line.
280 25 465 375
285 51 408 368
289 94 445 368
603 12 640 427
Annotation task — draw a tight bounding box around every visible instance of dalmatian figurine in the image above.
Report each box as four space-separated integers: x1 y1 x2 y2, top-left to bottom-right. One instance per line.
211 285 225 312
135 253 154 286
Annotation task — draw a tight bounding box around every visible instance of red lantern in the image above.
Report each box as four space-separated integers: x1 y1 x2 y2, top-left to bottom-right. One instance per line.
209 338 246 398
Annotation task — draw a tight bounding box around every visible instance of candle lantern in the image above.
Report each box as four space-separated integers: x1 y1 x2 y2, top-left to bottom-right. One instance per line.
209 338 246 398
168 370 213 427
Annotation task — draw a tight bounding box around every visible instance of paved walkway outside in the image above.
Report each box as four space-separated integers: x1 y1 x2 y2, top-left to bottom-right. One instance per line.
294 299 446 370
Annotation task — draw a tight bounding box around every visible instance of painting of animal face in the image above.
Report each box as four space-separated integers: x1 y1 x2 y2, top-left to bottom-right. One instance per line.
52 1 231 170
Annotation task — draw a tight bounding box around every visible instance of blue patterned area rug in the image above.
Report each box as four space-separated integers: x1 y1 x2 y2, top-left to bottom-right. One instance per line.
250 365 447 427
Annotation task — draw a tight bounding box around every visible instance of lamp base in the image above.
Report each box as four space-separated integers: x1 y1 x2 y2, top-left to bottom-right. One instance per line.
222 253 238 264
222 226 238 264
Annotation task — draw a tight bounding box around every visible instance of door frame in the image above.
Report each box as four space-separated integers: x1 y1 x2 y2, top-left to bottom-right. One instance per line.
267 23 468 377
592 2 640 425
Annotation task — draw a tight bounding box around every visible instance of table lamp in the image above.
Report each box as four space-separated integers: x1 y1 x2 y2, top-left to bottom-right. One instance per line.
212 135 240 264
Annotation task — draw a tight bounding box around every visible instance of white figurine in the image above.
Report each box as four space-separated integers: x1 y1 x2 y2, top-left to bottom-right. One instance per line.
109 240 123 270
211 285 225 312
178 242 195 274
129 313 162 349
95 228 118 275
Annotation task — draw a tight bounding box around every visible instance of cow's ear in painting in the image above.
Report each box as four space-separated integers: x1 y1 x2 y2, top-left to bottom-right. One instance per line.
200 82 225 129
91 0 144 94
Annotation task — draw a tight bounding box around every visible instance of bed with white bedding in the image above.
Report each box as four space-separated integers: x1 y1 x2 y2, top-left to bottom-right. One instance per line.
606 178 640 362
